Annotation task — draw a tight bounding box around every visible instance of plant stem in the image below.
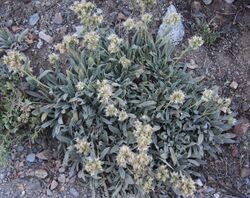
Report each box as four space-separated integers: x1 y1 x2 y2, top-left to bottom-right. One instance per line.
22 70 50 90
173 47 190 66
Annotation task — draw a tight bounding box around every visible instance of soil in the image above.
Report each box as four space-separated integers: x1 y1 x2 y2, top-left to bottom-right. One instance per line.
0 0 249 197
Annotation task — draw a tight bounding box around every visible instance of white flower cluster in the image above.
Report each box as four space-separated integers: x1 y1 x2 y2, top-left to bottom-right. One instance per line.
70 1 103 28
85 158 103 176
142 176 154 193
170 172 196 197
133 121 153 151
107 34 123 53
75 137 91 155
105 104 128 121
123 13 152 31
116 145 134 167
83 31 100 50
220 98 232 114
97 80 129 121
201 89 233 114
17 100 33 124
179 177 196 197
188 35 204 50
75 81 85 91
96 80 113 103
3 50 25 73
170 90 185 104
163 12 181 26
118 110 128 121
48 53 59 64
119 56 131 68
74 137 103 177
201 89 214 102
105 104 118 117
55 35 79 53
123 18 135 30
155 165 170 182
132 152 151 172
227 116 237 125
141 13 152 24
116 144 153 192
138 0 156 11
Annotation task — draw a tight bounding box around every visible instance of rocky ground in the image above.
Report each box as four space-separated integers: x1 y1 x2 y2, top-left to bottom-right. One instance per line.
0 0 249 197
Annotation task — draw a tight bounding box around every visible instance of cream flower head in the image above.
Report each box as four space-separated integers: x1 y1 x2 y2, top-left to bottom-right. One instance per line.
163 12 181 26
123 18 135 30
170 90 185 104
3 50 25 73
85 158 103 176
75 137 91 155
188 36 204 50
48 53 59 64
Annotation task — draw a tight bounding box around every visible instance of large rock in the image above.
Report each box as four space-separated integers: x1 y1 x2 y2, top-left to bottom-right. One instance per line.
158 5 184 45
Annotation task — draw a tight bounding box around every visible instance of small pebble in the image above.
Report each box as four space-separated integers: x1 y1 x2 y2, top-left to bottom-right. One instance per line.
26 153 36 162
59 167 65 173
58 174 66 183
35 169 48 179
6 19 13 27
37 39 43 49
241 168 250 178
53 13 63 24
47 189 53 196
29 13 40 26
213 192 220 198
16 145 24 152
230 81 238 89
69 187 79 197
195 178 203 187
39 31 53 44
50 180 58 190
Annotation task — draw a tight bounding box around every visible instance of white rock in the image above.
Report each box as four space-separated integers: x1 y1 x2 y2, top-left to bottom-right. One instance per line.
50 180 58 190
230 81 238 89
53 13 63 25
58 174 66 183
213 192 220 198
158 5 185 45
35 169 48 179
195 179 203 186
37 39 43 49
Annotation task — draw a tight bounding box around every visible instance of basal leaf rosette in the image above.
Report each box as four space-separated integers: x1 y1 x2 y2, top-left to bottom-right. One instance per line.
2 1 236 197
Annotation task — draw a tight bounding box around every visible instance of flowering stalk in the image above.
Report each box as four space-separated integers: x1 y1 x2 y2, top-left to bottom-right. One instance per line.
172 47 190 66
22 70 50 90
